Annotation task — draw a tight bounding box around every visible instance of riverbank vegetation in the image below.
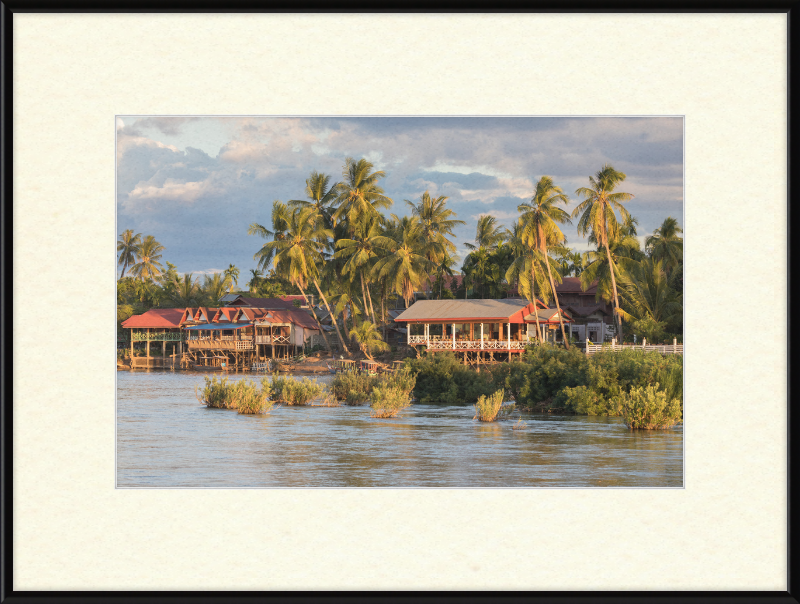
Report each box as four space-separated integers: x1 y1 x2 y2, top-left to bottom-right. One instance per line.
369 385 412 418
404 347 682 425
331 367 416 405
473 390 507 422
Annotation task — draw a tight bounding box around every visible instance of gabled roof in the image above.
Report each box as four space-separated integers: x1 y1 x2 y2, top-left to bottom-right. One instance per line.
226 295 295 309
555 277 598 295
563 304 610 317
394 299 538 322
524 308 572 323
122 308 184 329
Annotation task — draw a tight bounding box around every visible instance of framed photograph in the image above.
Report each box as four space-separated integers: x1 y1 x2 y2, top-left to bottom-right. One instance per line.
3 8 791 598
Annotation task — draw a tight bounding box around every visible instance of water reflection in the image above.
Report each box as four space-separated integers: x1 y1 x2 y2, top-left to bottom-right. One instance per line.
117 370 683 488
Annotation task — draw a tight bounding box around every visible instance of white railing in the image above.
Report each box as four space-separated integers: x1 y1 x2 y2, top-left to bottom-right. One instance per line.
255 335 272 344
409 335 427 344
235 341 254 351
585 341 683 356
427 340 527 351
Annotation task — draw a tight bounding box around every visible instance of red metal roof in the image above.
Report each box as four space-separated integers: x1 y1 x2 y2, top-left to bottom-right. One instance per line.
555 277 598 294
122 308 184 329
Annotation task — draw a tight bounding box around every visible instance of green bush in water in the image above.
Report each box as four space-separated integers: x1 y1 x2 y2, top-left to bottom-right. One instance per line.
332 371 378 404
619 383 682 429
233 379 275 415
553 385 617 416
196 376 233 409
333 367 417 404
369 385 412 418
404 353 496 404
473 389 506 422
270 375 325 405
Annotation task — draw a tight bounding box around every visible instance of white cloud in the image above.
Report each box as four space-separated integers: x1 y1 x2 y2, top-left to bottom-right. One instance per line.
127 178 216 204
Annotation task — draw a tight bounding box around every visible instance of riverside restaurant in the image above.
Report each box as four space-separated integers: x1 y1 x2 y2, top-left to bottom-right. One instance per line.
393 298 571 365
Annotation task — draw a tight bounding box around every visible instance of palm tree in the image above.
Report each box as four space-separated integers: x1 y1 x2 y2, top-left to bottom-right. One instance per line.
247 269 263 294
645 216 683 276
349 321 390 360
224 264 240 292
580 234 642 310
335 214 393 325
573 164 634 341
333 157 393 227
288 171 339 231
464 214 507 251
130 235 165 281
617 258 682 327
248 200 292 272
519 176 572 348
373 217 435 308
202 272 231 305
265 208 350 355
170 273 200 307
406 191 465 279
117 229 142 279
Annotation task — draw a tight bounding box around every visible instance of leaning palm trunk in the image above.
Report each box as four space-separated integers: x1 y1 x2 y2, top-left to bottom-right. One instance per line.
531 263 543 343
604 242 623 342
365 282 377 326
360 272 377 325
543 247 570 350
298 284 331 353
311 277 350 356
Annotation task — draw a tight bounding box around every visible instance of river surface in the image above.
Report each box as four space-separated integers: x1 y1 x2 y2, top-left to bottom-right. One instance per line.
116 370 684 488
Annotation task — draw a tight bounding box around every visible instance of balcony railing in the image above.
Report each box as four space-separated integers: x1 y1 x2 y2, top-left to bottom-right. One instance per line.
132 332 184 342
187 339 253 351
426 339 527 351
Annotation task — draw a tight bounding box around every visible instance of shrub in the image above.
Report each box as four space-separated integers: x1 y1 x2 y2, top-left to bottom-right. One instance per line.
473 389 506 422
332 371 379 404
369 385 412 418
514 345 587 408
234 380 275 415
405 353 496 404
270 375 325 405
195 376 275 413
553 385 616 416
619 383 682 429
386 367 416 396
196 376 233 409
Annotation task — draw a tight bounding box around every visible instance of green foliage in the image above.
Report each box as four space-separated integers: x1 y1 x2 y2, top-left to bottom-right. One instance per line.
270 375 325 405
630 317 667 343
619 383 682 429
514 345 586 407
195 376 274 414
349 321 390 359
404 353 496 404
117 303 135 326
331 367 416 405
369 385 412 418
553 385 616 416
473 389 506 422
196 376 234 409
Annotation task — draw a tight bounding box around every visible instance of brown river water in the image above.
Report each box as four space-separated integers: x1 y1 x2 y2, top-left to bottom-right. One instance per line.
116 370 684 488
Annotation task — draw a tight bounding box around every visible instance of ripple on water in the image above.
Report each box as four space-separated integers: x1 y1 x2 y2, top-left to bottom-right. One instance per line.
116 370 683 488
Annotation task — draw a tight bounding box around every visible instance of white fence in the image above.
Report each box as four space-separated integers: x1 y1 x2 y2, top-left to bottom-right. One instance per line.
585 338 682 357
422 339 528 351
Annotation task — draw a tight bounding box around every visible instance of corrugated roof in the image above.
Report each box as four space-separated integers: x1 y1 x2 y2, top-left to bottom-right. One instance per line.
394 299 532 322
122 308 184 329
185 322 251 331
555 277 599 294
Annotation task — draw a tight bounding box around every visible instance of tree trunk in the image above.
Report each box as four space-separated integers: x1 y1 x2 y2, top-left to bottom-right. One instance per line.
543 245 570 350
531 260 543 343
365 281 377 326
360 272 376 325
298 285 330 353
380 283 387 341
311 277 350 356
604 242 623 342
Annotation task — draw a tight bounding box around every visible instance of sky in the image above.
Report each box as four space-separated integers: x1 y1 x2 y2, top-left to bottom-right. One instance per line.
116 116 683 278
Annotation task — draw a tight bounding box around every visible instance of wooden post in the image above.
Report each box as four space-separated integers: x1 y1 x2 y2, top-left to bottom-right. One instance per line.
480 323 484 349
507 322 511 350
271 325 275 359
586 338 590 356
146 328 150 361
673 337 677 354
452 323 456 350
130 328 134 362
643 337 646 350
